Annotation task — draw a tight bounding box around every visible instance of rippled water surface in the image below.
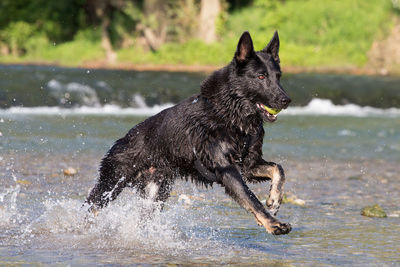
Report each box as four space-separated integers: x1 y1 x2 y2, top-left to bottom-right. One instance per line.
1 65 399 266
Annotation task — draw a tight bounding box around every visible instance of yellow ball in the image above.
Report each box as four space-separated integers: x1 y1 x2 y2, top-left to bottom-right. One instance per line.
263 105 281 115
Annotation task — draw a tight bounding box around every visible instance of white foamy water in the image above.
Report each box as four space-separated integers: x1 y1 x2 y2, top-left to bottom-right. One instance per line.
16 188 232 259
0 98 398 117
0 103 174 116
47 79 101 107
0 185 21 226
285 98 400 117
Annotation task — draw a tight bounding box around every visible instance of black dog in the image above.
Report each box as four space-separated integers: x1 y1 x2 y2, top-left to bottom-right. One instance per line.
86 31 292 235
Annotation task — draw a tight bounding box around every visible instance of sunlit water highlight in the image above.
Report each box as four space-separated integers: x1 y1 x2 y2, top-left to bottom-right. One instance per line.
1 98 400 118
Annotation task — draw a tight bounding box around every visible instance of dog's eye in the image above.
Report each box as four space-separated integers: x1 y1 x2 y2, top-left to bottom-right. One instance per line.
258 75 265 80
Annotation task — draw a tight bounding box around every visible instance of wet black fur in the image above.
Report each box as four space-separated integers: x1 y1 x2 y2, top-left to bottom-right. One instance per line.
86 31 291 220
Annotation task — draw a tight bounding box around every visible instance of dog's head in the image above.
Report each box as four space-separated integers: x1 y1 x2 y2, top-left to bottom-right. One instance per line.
232 31 291 123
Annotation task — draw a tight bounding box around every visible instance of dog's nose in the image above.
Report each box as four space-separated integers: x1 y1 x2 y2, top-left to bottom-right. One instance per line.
281 97 291 107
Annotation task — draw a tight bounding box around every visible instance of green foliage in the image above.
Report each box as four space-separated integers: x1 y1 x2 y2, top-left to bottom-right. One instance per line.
118 39 232 65
24 35 50 57
0 21 36 55
122 0 393 67
167 0 199 42
215 1 229 37
74 28 101 43
109 2 140 47
26 39 104 66
225 0 393 67
0 0 87 58
392 0 400 13
0 0 396 69
253 0 281 9
0 0 86 42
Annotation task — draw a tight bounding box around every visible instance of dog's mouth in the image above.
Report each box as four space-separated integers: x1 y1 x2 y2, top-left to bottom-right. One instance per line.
256 103 281 122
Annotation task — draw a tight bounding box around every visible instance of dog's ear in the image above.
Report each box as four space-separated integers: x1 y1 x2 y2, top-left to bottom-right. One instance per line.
235 31 254 63
263 30 280 63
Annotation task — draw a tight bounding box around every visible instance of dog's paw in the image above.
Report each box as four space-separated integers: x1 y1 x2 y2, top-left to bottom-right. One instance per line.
267 221 292 235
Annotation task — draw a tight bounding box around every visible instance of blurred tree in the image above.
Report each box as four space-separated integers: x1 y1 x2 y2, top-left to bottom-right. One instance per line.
167 0 199 43
108 1 140 49
136 0 169 51
85 0 127 63
0 0 86 42
1 21 35 56
253 0 285 9
198 0 221 43
0 0 86 55
0 0 232 55
225 0 251 10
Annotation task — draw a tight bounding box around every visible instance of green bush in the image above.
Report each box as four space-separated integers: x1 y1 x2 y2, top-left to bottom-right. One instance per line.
24 34 50 57
118 39 233 65
0 0 396 69
225 0 392 67
0 21 36 56
36 39 104 66
119 0 394 67
74 28 101 43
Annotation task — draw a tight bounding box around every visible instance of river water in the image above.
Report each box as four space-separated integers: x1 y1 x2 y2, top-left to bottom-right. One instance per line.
0 65 399 266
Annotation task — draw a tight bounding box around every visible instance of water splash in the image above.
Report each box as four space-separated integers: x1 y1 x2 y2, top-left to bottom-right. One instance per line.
47 79 101 107
285 98 400 117
21 188 228 257
1 98 399 118
0 184 20 226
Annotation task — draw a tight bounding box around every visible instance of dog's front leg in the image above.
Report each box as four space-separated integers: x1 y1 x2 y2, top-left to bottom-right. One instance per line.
217 164 291 235
250 161 286 216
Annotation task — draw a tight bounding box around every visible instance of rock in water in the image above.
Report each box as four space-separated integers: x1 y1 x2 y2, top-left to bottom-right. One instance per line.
63 167 77 176
361 204 387 218
282 193 306 206
16 180 32 185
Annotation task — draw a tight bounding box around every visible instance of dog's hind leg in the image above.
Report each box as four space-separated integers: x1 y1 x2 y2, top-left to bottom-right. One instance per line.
144 172 174 208
249 162 286 216
138 172 174 223
86 174 129 212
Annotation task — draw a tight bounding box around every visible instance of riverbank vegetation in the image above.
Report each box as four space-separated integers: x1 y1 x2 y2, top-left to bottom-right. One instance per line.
0 0 399 72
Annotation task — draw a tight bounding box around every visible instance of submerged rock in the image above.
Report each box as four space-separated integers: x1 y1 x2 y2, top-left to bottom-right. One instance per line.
282 193 306 206
63 167 78 176
361 204 387 218
347 175 363 180
16 180 32 185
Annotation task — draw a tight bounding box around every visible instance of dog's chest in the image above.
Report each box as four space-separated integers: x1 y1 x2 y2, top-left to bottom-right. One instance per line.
233 131 262 165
